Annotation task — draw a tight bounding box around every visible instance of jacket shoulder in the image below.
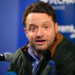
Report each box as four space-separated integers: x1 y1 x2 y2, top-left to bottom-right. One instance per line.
54 37 75 75
8 47 27 74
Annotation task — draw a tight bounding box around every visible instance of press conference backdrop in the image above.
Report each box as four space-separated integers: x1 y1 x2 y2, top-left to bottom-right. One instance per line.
0 0 75 75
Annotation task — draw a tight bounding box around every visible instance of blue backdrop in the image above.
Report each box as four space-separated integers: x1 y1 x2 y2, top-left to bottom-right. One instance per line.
0 0 75 75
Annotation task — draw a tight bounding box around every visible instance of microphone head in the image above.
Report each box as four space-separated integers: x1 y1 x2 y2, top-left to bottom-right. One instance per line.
4 52 13 61
5 72 17 75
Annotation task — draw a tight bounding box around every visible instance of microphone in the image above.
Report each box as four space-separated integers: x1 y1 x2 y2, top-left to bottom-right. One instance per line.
47 60 56 75
5 72 17 75
0 52 13 61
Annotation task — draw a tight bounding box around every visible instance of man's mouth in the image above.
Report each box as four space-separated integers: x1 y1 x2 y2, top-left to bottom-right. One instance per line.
35 40 46 44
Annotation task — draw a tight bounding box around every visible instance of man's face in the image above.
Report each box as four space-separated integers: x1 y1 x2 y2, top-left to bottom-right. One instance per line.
24 13 58 51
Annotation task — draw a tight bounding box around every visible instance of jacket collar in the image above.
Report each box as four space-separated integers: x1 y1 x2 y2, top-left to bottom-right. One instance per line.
49 32 63 57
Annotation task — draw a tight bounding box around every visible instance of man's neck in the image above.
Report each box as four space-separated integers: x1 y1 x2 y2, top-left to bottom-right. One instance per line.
33 50 47 60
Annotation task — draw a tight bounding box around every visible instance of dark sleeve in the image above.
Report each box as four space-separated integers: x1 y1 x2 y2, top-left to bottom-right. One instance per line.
54 39 75 75
7 49 23 74
7 49 32 75
60 49 75 75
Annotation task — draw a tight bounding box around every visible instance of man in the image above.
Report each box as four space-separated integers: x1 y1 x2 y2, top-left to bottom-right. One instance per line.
8 2 75 75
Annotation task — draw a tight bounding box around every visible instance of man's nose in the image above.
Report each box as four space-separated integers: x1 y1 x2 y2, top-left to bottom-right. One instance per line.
36 28 43 38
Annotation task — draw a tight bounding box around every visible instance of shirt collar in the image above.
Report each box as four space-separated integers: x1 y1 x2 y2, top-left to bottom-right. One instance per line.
27 43 40 62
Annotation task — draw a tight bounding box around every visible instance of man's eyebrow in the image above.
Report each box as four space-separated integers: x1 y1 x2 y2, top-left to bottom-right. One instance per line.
29 24 37 27
42 21 51 24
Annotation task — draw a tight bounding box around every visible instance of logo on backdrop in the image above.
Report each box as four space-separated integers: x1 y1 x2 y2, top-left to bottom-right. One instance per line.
40 0 75 10
58 24 75 38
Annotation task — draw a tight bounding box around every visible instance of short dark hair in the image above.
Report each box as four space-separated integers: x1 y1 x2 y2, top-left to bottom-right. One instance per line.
22 1 56 27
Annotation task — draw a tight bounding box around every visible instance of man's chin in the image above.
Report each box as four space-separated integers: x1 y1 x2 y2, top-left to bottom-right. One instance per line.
35 47 47 51
33 44 48 51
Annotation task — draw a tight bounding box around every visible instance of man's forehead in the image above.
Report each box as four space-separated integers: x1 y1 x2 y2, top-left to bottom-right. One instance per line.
26 13 52 19
26 20 52 26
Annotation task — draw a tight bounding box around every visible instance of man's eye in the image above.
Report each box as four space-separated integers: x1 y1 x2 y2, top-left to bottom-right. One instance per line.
29 27 36 31
31 27 35 30
44 26 48 29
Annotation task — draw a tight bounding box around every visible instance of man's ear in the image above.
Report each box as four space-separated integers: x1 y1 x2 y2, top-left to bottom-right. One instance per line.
24 28 27 34
55 22 58 33
24 28 28 38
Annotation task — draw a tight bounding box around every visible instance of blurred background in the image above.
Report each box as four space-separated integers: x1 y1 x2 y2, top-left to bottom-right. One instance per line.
0 0 75 75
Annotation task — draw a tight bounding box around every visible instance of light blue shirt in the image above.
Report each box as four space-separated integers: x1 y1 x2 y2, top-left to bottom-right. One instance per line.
27 44 40 75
